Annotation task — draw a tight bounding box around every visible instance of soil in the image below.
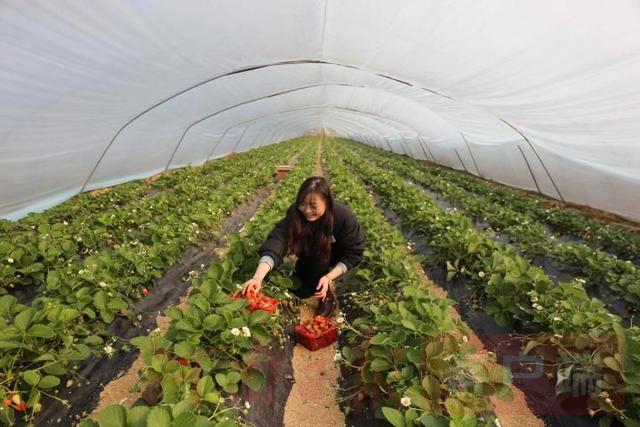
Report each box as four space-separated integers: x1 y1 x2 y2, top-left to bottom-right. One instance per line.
280 139 346 427
67 151 299 426
88 188 111 198
26 183 277 427
230 325 296 427
405 178 638 327
365 184 598 427
283 298 345 427
330 174 542 427
142 172 165 185
35 244 212 426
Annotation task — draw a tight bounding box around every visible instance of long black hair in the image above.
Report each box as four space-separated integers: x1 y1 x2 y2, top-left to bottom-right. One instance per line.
288 176 334 263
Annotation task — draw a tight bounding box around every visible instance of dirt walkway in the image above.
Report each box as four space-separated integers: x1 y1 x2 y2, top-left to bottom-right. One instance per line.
414 267 544 427
367 187 544 427
283 139 345 427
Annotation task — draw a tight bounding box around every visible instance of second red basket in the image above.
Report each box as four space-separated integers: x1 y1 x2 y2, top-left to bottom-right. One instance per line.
294 315 338 351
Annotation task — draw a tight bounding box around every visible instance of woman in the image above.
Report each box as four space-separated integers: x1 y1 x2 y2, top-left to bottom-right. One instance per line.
241 176 365 316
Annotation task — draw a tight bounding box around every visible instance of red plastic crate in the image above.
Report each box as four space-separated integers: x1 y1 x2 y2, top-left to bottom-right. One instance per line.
231 291 279 315
294 317 338 351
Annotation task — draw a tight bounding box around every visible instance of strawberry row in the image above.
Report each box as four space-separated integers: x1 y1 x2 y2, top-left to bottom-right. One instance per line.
347 140 640 308
388 142 640 260
0 143 297 293
0 139 305 426
323 142 509 426
334 140 640 423
78 138 320 427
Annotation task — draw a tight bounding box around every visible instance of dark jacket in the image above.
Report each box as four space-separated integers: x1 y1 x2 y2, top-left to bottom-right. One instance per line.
258 200 366 272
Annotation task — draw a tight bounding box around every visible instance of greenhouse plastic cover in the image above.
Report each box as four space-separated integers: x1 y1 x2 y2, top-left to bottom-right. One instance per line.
1 0 639 221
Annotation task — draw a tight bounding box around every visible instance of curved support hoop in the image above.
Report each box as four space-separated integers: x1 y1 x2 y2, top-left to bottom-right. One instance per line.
399 136 410 156
416 137 431 161
79 59 457 192
164 82 365 172
454 148 469 173
202 105 415 162
517 145 542 194
206 128 231 161
231 125 252 154
499 119 565 202
460 133 482 176
418 136 438 163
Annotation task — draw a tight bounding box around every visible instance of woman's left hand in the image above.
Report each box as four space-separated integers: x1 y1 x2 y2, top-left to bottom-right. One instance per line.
314 275 332 301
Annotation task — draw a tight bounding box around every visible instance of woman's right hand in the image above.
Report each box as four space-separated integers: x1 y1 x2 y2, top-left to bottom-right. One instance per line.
241 277 262 295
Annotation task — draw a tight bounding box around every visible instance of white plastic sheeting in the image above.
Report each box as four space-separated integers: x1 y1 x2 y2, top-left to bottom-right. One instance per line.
1 1 639 221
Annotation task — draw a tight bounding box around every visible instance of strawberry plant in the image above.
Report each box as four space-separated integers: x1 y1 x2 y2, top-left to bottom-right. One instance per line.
76 138 319 426
351 142 640 307
323 145 507 426
335 140 640 424
0 138 307 424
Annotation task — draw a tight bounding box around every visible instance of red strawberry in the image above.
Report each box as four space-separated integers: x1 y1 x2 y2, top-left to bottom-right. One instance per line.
177 357 189 366
142 288 149 297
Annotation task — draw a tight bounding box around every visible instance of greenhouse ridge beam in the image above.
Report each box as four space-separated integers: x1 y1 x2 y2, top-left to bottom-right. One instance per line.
198 105 421 162
163 82 368 172
79 59 455 192
198 105 416 163
79 59 539 193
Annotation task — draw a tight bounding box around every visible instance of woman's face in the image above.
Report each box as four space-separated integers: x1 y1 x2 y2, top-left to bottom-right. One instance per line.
297 192 326 222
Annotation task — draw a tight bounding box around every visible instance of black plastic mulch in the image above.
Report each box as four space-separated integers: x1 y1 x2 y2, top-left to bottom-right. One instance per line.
409 180 637 327
230 325 296 427
28 184 276 427
368 190 600 427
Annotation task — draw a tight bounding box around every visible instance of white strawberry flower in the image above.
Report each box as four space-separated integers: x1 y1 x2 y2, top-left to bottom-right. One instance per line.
478 271 485 278
99 282 108 288
231 328 241 336
104 345 115 356
242 326 251 337
400 396 411 407
7 258 14 264
244 401 251 409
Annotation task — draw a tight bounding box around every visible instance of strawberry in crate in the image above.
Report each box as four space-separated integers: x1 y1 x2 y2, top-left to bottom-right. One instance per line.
232 288 279 315
294 315 338 351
